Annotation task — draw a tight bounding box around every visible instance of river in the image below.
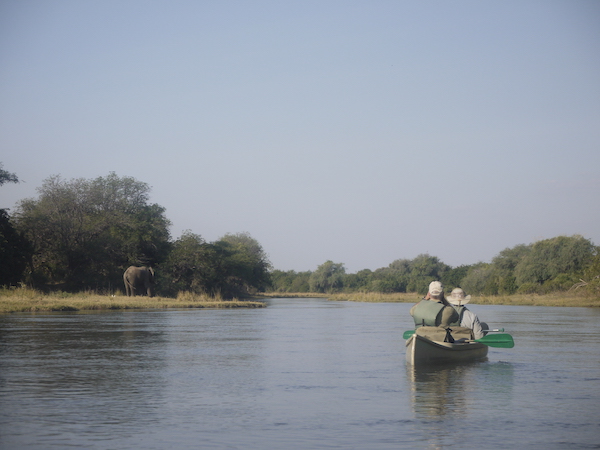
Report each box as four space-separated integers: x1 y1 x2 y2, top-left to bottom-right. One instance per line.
0 298 598 449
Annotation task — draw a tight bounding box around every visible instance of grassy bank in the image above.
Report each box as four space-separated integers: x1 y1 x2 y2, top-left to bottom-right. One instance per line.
263 291 600 307
258 292 329 299
0 288 266 313
468 293 600 308
3 289 597 313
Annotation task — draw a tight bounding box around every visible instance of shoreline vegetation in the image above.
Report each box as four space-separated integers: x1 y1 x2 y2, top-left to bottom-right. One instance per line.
0 288 266 313
259 291 600 308
1 288 598 314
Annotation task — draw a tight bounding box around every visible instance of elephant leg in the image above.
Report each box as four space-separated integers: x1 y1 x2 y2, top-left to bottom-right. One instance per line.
125 278 134 296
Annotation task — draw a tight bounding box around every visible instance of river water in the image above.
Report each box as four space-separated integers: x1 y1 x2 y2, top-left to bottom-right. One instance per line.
0 298 599 449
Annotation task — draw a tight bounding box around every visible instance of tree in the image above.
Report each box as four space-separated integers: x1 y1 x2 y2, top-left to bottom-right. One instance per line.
372 259 410 293
406 254 450 293
514 235 595 286
491 244 531 294
12 173 171 291
572 251 600 294
0 209 31 286
460 263 496 295
270 270 293 292
0 163 19 186
344 269 373 292
289 271 312 292
309 261 346 293
0 163 31 286
162 232 272 298
441 264 473 292
216 232 272 295
270 269 312 292
159 231 209 296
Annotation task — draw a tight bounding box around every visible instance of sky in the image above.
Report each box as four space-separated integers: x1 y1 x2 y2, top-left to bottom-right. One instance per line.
1 0 599 273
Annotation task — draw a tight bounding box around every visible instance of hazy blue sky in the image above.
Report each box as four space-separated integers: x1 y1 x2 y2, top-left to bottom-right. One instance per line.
1 1 599 273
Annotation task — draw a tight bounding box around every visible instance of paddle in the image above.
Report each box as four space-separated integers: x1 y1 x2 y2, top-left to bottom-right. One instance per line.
403 328 504 339
403 330 415 339
402 330 514 348
469 333 514 348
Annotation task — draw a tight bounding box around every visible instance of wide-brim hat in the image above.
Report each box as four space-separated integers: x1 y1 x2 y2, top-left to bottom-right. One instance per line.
448 288 471 305
448 295 471 306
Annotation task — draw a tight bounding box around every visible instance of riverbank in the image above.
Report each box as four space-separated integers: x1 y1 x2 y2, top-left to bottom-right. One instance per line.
0 288 266 313
260 291 600 307
2 289 598 313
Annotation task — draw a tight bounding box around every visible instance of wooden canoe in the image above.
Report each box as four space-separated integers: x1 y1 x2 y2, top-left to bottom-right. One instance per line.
405 333 488 365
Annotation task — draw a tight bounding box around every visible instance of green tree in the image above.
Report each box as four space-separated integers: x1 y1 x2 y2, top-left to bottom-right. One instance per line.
366 259 410 293
216 232 272 295
0 209 31 286
491 244 531 294
369 260 409 293
460 263 496 295
289 271 312 292
309 261 346 293
159 231 209 296
12 173 171 291
0 165 31 286
579 251 600 294
270 269 312 292
406 254 450 294
344 269 373 292
160 231 271 298
514 235 595 287
441 264 473 292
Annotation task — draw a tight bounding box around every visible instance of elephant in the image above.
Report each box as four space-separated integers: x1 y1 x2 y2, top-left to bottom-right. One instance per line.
123 266 155 297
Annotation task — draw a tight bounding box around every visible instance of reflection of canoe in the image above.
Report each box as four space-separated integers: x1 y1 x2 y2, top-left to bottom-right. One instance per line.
405 333 488 365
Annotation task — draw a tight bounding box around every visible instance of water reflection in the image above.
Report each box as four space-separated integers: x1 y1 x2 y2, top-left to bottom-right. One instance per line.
407 361 515 419
407 363 472 419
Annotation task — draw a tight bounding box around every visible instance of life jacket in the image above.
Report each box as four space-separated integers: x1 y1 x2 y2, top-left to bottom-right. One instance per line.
452 304 466 324
411 300 456 328
411 300 443 327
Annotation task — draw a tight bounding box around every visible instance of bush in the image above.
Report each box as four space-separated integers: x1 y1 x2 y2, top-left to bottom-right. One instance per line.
517 282 540 294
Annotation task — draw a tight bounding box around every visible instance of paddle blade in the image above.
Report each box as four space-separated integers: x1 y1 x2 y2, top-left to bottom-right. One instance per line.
474 333 515 348
403 330 415 339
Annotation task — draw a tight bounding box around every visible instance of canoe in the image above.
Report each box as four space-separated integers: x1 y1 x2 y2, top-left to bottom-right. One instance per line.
405 333 488 365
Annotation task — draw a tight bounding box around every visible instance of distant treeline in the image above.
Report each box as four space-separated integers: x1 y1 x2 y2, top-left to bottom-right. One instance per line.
270 235 600 296
1 166 598 298
0 169 270 298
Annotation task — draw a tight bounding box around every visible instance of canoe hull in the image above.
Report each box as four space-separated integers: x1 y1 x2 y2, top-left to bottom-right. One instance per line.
405 334 488 365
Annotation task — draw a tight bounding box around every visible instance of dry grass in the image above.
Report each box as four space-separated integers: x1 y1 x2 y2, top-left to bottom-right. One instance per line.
472 293 600 308
0 287 266 313
7 287 593 313
264 291 600 307
258 292 329 298
326 292 419 303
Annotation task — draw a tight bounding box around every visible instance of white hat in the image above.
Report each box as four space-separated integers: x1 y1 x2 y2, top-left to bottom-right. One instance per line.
428 281 443 296
448 288 471 305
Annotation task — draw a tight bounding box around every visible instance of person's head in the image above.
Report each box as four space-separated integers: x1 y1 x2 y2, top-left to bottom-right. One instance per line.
448 288 471 306
428 281 444 300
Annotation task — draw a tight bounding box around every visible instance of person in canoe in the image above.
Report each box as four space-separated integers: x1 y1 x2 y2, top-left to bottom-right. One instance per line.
447 288 485 339
409 281 459 329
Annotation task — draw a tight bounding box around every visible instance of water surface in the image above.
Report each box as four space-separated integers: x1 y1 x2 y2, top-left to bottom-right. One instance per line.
1 298 598 449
